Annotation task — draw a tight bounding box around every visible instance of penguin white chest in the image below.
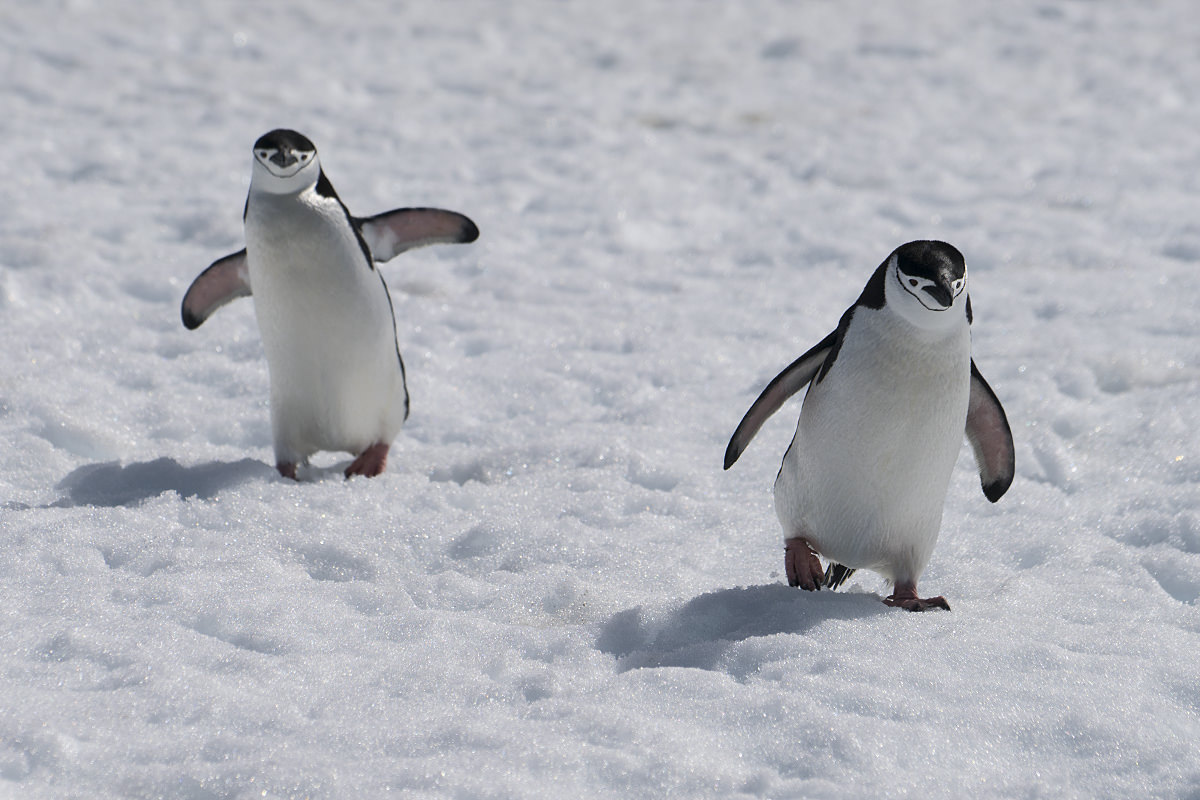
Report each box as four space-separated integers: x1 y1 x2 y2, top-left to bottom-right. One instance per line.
774 308 971 580
244 191 406 463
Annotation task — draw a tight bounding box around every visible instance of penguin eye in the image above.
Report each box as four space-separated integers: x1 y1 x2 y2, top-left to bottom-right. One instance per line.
909 279 918 287
300 153 311 162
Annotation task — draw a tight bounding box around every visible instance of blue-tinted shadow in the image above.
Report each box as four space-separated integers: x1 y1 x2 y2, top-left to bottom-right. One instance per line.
597 583 888 673
54 457 273 507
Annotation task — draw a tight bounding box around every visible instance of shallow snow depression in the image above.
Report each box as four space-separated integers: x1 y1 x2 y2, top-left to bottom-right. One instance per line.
2 1 1199 798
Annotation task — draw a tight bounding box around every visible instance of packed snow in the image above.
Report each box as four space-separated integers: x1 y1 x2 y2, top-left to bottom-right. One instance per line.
2 1 1199 797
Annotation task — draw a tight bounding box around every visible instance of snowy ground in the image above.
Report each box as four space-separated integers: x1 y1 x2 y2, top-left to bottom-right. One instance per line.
2 1 1200 797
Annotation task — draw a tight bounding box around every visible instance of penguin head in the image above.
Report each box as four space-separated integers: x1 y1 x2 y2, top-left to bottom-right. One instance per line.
884 240 968 330
250 129 321 194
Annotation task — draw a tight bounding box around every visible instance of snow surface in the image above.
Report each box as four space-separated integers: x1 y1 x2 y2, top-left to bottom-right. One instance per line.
2 1 1200 797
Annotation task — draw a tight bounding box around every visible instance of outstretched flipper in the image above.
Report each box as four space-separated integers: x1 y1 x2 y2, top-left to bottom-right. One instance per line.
965 360 1015 502
724 329 840 469
181 249 251 330
357 208 479 262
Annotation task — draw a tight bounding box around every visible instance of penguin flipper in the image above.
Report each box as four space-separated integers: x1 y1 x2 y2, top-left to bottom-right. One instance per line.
181 249 251 330
966 360 1015 502
724 330 838 469
357 208 480 262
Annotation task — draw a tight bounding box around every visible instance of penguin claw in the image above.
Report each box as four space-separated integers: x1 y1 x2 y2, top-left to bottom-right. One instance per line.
276 461 299 481
784 537 824 591
345 442 389 479
884 596 951 612
884 583 951 612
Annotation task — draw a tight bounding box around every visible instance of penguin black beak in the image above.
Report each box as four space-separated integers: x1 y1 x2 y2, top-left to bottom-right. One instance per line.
922 284 954 308
270 149 298 168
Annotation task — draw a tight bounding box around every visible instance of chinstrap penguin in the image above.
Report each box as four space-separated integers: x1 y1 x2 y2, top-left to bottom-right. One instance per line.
182 129 479 480
724 241 1015 611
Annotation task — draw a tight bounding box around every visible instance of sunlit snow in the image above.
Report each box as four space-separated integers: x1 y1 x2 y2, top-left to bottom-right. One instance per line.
2 2 1198 798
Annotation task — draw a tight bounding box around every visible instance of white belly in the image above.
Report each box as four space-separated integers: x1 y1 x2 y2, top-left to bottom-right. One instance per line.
245 194 407 463
774 310 970 583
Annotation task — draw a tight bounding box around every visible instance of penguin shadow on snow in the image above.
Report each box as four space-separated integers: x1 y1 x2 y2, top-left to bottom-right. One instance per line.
597 584 888 674
53 457 274 507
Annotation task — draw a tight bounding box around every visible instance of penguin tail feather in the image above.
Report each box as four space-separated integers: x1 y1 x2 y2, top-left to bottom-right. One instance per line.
823 563 856 590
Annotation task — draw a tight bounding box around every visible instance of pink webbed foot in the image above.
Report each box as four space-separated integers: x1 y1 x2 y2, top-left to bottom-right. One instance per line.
884 581 951 612
785 538 825 591
345 442 389 479
276 461 299 481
